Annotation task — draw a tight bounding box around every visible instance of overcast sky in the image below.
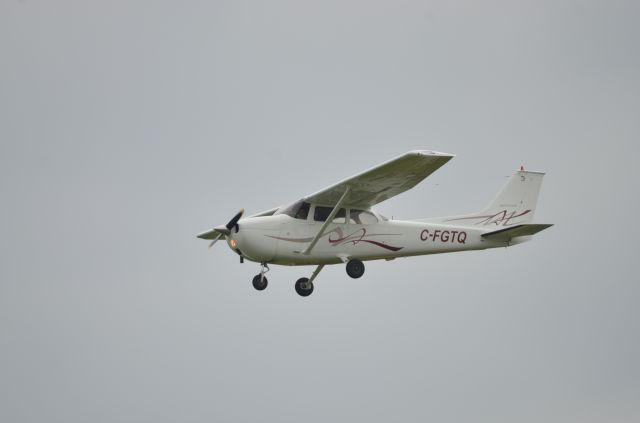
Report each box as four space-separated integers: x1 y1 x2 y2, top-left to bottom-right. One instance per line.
1 1 639 422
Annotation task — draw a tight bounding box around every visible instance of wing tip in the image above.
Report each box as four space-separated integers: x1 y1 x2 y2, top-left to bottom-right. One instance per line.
409 150 456 159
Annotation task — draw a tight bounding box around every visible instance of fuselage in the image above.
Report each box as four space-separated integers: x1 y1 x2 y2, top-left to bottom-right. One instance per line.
198 161 550 297
227 213 506 266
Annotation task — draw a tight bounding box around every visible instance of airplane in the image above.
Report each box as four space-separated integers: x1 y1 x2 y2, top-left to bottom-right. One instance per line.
197 150 552 297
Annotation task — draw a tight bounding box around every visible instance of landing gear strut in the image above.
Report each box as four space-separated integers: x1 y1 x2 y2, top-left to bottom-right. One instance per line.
346 259 365 279
294 265 324 297
252 263 269 291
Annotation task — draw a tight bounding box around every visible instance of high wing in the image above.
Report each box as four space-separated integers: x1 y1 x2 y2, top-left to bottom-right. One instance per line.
304 150 455 208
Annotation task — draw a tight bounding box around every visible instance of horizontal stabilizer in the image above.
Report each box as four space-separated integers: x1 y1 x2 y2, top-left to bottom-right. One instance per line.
481 224 553 241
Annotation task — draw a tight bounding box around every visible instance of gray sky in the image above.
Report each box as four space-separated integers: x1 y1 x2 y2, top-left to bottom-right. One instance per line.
1 1 639 422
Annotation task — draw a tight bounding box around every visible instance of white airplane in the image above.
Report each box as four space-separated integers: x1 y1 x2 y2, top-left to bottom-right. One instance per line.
198 150 552 297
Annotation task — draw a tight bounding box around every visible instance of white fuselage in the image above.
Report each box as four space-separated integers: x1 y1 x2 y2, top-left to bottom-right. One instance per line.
228 214 506 266
197 163 550 297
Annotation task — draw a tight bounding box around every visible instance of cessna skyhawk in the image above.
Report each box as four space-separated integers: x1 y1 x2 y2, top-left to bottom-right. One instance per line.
198 150 552 297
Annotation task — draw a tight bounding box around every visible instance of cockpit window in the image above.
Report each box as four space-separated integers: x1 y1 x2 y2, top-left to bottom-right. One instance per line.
349 209 378 224
295 202 310 219
314 206 346 223
277 200 310 220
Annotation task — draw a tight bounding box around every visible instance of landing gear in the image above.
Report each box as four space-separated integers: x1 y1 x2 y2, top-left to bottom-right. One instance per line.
252 263 269 291
252 274 268 290
295 278 313 297
294 264 324 297
346 259 365 279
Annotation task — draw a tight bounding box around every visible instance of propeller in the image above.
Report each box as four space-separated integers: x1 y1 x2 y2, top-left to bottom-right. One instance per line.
208 235 222 249
225 208 244 233
199 209 245 249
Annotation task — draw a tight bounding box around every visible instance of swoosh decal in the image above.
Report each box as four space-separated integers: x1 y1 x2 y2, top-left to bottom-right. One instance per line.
267 227 403 251
444 209 531 226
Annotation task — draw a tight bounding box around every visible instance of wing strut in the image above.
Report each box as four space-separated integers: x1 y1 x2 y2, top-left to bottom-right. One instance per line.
301 186 351 255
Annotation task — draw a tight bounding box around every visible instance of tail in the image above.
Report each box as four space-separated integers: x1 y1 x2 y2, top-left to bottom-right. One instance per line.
422 169 547 228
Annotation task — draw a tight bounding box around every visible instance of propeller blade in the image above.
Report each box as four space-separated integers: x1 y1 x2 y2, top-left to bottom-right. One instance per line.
225 208 245 231
208 234 222 249
197 228 219 239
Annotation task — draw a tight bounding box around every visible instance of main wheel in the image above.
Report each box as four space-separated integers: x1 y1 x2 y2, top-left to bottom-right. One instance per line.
295 277 314 297
346 259 365 279
252 274 268 291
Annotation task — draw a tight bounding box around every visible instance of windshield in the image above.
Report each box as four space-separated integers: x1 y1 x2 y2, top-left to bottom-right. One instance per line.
276 200 310 220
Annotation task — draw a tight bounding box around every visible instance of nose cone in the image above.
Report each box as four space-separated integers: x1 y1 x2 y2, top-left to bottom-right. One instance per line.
225 221 242 250
226 217 278 262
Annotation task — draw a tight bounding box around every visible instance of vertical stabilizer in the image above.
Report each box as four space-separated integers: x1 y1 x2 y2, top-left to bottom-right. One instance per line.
421 169 546 228
478 170 545 224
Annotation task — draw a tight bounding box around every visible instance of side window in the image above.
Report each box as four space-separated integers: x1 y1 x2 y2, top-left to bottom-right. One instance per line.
313 206 347 223
333 208 346 223
348 209 358 224
349 209 378 224
314 206 331 222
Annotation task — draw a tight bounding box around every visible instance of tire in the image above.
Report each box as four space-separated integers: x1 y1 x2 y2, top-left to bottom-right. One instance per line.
295 277 314 297
252 274 268 291
346 259 365 279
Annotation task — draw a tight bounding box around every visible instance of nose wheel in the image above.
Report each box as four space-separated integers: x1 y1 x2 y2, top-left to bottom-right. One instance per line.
252 263 269 291
252 274 268 290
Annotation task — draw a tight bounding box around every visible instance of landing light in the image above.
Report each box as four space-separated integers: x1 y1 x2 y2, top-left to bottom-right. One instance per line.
229 239 238 249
